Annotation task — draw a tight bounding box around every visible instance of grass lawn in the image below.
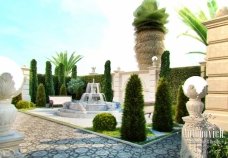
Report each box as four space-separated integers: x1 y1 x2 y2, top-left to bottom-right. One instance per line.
85 125 179 145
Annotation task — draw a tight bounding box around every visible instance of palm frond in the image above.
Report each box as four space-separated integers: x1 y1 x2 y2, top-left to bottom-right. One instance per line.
207 0 218 19
186 51 206 55
178 7 207 45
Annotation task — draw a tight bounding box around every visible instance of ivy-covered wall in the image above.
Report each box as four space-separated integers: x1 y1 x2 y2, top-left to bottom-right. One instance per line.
169 66 200 104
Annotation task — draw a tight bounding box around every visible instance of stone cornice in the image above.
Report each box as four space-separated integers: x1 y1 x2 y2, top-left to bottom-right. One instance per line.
208 38 228 45
203 15 228 28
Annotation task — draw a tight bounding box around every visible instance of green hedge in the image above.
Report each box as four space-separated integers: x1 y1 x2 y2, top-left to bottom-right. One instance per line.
169 66 200 104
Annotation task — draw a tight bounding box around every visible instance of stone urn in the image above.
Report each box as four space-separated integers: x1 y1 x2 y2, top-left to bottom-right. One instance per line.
0 57 24 136
182 76 207 117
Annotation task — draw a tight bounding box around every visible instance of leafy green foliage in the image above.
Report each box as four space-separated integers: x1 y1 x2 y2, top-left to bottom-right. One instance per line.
45 61 55 102
208 133 228 158
104 60 113 102
36 84 46 107
153 78 173 132
178 0 218 46
175 84 189 124
11 93 22 106
71 65 77 79
67 78 85 99
169 66 200 104
29 59 38 103
58 63 65 88
48 51 82 76
121 74 146 142
16 100 35 109
160 50 170 78
133 0 169 33
59 84 67 96
93 113 117 131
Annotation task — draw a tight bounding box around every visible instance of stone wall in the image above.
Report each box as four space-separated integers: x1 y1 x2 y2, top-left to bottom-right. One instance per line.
112 66 159 104
204 15 228 131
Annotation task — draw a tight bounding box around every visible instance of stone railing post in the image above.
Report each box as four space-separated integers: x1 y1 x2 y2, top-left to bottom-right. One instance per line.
180 76 209 158
112 68 123 103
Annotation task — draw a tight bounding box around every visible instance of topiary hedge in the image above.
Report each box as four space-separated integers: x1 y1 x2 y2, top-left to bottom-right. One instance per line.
93 113 117 131
121 74 146 142
169 66 200 104
36 83 46 107
12 93 22 106
16 100 35 109
153 78 173 132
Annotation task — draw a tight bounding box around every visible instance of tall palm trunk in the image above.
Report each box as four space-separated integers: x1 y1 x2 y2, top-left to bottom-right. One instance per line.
135 30 164 70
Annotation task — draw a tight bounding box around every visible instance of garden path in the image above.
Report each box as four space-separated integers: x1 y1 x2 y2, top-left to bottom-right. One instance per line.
13 112 181 158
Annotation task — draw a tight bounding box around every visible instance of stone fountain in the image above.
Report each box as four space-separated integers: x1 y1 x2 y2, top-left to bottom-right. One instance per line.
56 79 119 118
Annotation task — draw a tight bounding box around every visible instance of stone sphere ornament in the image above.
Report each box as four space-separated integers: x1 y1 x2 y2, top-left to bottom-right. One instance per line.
182 76 207 100
0 56 24 100
182 76 207 117
0 56 24 135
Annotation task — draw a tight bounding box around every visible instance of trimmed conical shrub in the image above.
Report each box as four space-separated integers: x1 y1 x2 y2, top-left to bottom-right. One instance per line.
58 63 65 89
36 83 46 107
152 78 173 132
175 84 189 124
159 50 170 78
121 74 146 142
71 65 77 79
45 61 55 102
59 84 67 96
104 60 113 102
29 59 38 103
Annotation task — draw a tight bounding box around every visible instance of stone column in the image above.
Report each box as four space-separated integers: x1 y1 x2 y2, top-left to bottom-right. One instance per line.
203 10 228 131
112 68 122 103
21 66 30 101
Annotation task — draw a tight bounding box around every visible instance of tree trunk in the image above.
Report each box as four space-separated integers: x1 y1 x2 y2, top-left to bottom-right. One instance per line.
135 30 165 70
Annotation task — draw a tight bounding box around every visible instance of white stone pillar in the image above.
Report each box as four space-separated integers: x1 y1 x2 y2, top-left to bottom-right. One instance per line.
21 66 31 101
112 68 122 103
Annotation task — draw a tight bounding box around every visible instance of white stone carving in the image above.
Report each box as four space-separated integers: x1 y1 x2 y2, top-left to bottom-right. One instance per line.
180 76 216 158
0 57 24 158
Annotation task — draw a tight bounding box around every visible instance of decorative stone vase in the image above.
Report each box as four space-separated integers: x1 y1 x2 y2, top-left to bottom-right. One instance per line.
182 76 207 117
0 73 23 136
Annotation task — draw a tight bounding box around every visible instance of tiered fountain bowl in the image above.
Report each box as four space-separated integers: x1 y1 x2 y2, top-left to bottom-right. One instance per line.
56 80 121 118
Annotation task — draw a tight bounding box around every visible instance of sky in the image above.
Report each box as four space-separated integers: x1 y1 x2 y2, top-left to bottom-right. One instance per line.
0 0 227 75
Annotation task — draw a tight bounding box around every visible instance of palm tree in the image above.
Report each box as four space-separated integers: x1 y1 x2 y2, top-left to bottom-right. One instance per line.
133 0 169 70
178 0 218 54
48 51 82 76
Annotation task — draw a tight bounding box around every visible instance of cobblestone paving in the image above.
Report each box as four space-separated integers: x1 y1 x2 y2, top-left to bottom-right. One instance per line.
12 112 181 158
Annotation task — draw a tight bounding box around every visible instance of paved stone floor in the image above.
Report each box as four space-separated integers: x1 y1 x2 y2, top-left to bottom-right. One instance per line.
12 112 181 158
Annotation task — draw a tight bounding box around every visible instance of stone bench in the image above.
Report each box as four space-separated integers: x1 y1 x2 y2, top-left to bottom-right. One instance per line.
49 96 72 108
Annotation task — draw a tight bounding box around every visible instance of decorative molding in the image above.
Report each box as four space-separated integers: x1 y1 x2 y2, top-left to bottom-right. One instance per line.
208 38 228 45
203 15 228 28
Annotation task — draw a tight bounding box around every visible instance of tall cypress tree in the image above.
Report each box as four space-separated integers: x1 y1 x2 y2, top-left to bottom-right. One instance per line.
29 59 38 103
58 63 65 92
153 78 173 132
71 65 77 79
104 60 113 102
36 83 46 107
54 66 59 95
45 61 55 102
121 74 146 142
175 84 189 124
159 50 170 78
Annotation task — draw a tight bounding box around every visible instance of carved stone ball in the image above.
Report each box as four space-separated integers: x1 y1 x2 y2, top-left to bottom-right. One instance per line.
0 56 24 100
182 76 207 99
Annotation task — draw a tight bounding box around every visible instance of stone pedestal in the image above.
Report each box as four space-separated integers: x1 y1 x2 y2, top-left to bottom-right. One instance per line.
181 116 209 158
0 131 24 158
